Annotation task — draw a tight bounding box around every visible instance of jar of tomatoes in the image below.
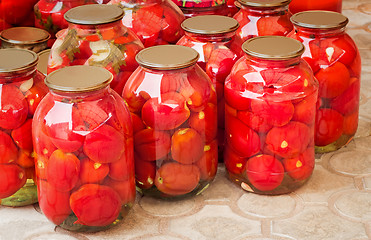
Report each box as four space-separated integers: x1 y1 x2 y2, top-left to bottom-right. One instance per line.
233 0 293 54
47 4 144 94
224 36 318 195
108 0 185 47
288 11 361 153
0 48 48 206
172 0 229 18
289 0 342 14
123 45 217 198
0 27 50 53
33 65 135 231
177 15 241 161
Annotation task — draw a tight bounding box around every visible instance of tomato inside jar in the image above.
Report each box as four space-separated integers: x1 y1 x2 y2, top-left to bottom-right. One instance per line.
288 11 361 153
33 66 135 231
123 45 218 199
224 36 318 194
171 0 230 18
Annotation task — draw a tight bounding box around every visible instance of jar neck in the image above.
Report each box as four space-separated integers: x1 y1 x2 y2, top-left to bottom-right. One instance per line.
0 67 37 84
50 85 110 102
245 55 302 68
240 4 289 15
184 31 236 43
68 20 126 37
293 26 346 38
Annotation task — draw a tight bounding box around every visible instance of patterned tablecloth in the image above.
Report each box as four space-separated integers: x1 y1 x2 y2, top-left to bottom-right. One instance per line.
1 0 371 239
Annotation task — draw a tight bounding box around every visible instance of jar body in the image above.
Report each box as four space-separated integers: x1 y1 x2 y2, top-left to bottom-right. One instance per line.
109 0 185 47
32 86 135 231
123 64 217 199
47 21 144 94
289 0 342 14
288 28 361 153
0 68 47 206
224 56 318 194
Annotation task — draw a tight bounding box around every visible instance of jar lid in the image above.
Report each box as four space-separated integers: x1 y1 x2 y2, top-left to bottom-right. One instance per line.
0 48 38 73
135 45 199 70
181 15 239 35
45 66 113 93
37 49 50 76
0 27 50 45
64 4 124 25
242 36 304 60
238 0 291 8
291 11 349 29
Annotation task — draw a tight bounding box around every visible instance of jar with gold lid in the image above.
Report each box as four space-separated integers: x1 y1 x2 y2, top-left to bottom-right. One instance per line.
48 4 144 94
0 48 48 207
123 45 217 199
224 36 318 194
33 65 135 231
288 11 361 153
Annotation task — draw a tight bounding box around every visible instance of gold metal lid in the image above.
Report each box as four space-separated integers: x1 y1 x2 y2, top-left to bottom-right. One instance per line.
181 15 239 35
0 27 50 45
64 5 124 25
242 36 304 60
291 11 349 29
135 45 199 70
37 49 50 76
45 66 113 93
238 0 291 8
0 48 38 73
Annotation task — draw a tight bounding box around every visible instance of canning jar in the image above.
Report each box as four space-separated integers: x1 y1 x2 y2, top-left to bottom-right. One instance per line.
224 36 318 194
47 4 144 94
108 0 185 47
0 48 48 206
0 27 50 53
289 0 342 14
33 65 135 231
177 15 241 160
234 0 293 54
288 11 361 153
172 0 229 18
123 45 217 199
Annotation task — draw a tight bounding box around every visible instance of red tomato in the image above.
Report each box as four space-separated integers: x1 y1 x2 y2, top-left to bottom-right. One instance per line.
134 128 171 161
25 84 49 116
332 35 358 66
292 93 317 125
47 149 80 192
265 121 311 158
109 139 134 181
83 124 126 164
224 72 255 111
79 158 109 184
33 123 57 158
72 101 108 131
330 78 360 115
250 99 294 127
237 110 273 133
0 85 28 130
160 5 184 44
283 148 314 181
70 184 122 226
206 48 237 83
35 155 48 180
0 164 27 198
225 115 260 158
188 103 218 143
141 92 190 130
131 113 145 134
224 146 247 175
0 0 32 25
171 128 205 165
256 16 293 36
16 150 34 168
0 131 18 164
37 180 71 225
104 177 136 205
134 153 156 189
11 119 33 152
315 108 344 146
154 162 200 196
343 110 358 135
246 154 284 192
195 140 218 181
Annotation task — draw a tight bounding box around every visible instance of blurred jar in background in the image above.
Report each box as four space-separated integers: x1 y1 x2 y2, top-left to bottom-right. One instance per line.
289 0 342 14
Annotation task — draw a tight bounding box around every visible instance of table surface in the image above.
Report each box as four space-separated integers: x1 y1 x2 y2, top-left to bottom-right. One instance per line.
1 0 371 239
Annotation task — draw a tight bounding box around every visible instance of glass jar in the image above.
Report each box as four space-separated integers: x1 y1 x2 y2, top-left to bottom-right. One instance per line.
123 45 217 199
288 11 361 153
227 0 239 16
289 0 342 14
234 0 293 55
33 65 135 231
172 0 229 18
47 4 144 94
108 0 185 47
224 36 318 194
0 48 48 206
0 27 50 53
177 15 241 161
0 0 38 27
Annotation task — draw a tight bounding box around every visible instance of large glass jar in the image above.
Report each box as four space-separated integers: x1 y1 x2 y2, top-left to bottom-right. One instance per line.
0 27 50 53
108 0 185 47
172 0 229 18
0 0 38 28
234 0 293 55
224 36 318 195
33 65 135 232
289 0 342 14
47 4 144 94
0 48 48 206
177 15 241 161
288 11 361 153
123 45 217 199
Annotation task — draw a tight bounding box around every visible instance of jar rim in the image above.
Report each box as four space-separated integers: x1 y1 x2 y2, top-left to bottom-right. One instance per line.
64 5 124 25
237 0 291 8
181 15 239 35
291 11 348 30
0 27 50 45
0 48 38 73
